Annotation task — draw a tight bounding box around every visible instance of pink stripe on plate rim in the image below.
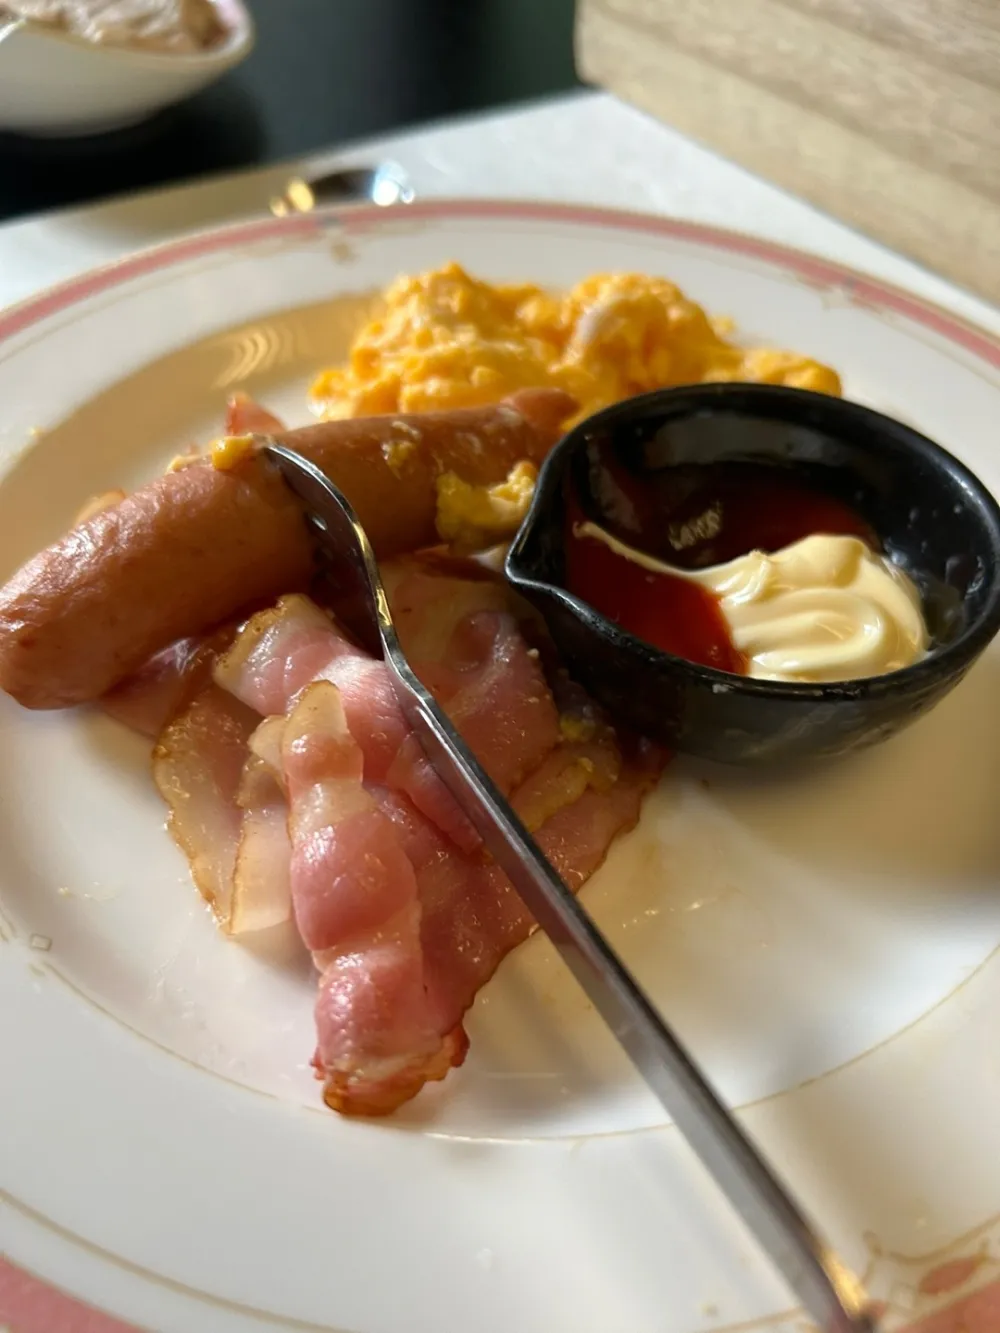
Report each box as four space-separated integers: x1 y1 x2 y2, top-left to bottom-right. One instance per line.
0 1255 141 1332
0 200 997 371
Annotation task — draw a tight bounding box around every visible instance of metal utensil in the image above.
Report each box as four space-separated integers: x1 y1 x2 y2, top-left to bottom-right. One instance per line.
0 15 24 44
263 439 879 1333
269 161 414 217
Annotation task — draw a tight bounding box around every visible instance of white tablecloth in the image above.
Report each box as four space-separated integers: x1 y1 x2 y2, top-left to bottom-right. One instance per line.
1 90 997 334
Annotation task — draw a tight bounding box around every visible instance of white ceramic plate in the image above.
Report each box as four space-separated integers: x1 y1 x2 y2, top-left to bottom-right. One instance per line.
3 201 1000 1333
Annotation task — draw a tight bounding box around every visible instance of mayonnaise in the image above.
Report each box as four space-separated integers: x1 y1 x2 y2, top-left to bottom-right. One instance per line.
574 523 928 683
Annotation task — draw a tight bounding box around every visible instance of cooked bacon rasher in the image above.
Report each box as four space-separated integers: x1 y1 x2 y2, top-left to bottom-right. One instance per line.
134 557 664 1116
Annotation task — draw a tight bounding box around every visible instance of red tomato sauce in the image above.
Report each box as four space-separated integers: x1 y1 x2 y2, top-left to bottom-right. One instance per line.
563 462 873 673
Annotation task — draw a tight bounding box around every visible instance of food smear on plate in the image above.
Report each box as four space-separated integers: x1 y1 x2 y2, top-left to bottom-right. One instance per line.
565 462 928 683
0 389 576 709
309 263 842 424
2 0 227 53
147 563 663 1114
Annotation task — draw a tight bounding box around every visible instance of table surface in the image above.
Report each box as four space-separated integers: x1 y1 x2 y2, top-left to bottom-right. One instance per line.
1 90 997 340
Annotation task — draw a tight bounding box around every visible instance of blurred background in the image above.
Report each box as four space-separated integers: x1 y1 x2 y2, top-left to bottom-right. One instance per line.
0 0 581 222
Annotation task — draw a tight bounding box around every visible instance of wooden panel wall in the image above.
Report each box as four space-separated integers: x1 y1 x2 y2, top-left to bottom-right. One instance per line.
576 0 1000 303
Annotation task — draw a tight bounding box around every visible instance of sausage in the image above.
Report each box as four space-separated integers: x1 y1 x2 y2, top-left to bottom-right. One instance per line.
0 389 575 709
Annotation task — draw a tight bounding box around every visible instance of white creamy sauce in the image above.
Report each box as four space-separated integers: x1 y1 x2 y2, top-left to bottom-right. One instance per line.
574 522 928 683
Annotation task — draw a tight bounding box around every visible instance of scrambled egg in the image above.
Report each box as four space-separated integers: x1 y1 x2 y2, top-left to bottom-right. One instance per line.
167 435 257 476
209 434 256 471
310 263 841 423
558 713 598 744
435 461 538 553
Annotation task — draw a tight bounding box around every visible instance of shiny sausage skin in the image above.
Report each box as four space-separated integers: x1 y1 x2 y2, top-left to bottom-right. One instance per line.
0 389 575 709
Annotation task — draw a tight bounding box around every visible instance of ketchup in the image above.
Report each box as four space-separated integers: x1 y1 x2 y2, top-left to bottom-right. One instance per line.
564 460 874 675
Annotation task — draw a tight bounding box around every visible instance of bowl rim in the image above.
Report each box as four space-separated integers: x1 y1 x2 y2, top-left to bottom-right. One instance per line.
506 382 1000 702
2 0 254 69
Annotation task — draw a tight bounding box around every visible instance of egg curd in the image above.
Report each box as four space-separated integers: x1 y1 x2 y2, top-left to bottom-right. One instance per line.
434 461 539 554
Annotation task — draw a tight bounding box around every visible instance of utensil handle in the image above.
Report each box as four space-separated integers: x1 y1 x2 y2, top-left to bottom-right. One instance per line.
390 654 876 1333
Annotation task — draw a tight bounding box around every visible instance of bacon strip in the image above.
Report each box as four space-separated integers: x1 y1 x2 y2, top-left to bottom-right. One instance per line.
146 559 665 1113
152 685 259 923
214 595 482 853
100 624 236 738
371 754 656 1052
278 681 464 1112
230 752 292 934
225 392 287 437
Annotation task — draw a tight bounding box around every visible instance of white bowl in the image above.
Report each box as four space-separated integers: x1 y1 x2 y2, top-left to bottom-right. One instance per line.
0 0 254 136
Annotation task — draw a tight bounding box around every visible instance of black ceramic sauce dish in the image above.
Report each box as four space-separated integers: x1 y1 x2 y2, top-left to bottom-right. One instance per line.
505 384 1000 765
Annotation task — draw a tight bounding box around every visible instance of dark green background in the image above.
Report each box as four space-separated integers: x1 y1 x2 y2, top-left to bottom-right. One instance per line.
0 0 581 222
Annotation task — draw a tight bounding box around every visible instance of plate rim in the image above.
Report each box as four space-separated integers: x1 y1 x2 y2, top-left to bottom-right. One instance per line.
1 198 998 373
